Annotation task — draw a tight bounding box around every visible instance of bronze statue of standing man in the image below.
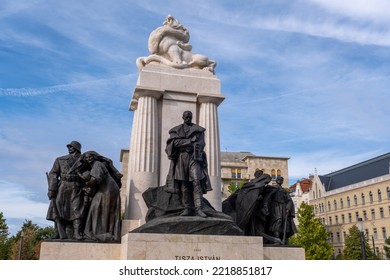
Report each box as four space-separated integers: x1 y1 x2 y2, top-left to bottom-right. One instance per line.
46 141 86 240
165 111 212 218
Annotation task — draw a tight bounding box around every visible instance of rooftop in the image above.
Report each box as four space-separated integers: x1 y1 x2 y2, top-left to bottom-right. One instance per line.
319 152 390 191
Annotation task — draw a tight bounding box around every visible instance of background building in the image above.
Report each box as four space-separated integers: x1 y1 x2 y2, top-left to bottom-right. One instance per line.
292 153 390 259
221 151 289 198
289 178 312 224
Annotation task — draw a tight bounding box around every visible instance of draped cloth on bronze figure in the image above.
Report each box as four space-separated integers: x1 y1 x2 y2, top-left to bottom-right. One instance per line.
164 122 212 194
223 174 297 244
235 174 271 235
84 161 121 242
69 151 122 242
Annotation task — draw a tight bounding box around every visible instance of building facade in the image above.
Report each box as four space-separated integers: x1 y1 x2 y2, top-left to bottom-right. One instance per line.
289 178 312 224
221 152 289 198
297 153 390 259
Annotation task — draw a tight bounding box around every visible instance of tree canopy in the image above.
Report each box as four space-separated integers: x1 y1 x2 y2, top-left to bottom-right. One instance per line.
343 225 376 260
289 202 333 260
384 237 390 259
0 212 11 260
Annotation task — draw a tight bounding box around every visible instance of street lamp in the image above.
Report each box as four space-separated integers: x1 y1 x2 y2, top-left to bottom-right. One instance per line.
357 218 367 260
18 231 24 260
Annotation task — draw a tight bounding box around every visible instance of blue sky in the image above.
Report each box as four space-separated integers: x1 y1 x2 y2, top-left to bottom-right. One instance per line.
1 0 390 235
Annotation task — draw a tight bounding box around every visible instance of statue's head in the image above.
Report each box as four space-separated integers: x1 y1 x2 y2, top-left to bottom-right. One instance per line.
254 169 263 178
276 176 284 185
83 151 99 165
66 140 81 153
182 111 193 124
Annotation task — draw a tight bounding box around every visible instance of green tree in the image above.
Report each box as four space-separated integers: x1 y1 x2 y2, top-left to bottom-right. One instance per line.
384 237 390 259
343 225 376 260
10 220 53 260
227 180 247 194
289 202 333 260
0 212 11 260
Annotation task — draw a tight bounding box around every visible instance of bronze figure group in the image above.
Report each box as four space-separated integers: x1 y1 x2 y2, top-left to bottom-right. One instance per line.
46 141 122 242
46 111 296 244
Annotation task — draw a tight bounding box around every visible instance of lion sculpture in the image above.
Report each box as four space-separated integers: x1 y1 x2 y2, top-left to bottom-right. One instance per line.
136 15 216 74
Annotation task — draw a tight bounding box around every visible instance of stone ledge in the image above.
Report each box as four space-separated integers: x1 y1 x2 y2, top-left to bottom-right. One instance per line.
39 241 121 260
121 233 263 260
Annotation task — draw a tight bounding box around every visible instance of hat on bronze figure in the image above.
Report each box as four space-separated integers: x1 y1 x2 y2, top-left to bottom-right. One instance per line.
66 141 82 152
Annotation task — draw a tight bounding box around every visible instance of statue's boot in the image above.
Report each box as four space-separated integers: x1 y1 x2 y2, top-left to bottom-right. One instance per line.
193 181 207 218
180 184 192 216
73 219 84 240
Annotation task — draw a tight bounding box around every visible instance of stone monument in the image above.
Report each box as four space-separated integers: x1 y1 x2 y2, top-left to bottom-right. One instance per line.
125 15 224 224
40 15 305 260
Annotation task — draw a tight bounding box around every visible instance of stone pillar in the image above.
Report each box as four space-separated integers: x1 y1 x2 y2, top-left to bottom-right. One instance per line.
124 65 225 224
198 95 225 211
125 89 162 222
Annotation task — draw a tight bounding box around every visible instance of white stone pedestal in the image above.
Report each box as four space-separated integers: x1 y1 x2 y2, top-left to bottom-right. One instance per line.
121 233 263 260
125 64 225 223
39 233 305 260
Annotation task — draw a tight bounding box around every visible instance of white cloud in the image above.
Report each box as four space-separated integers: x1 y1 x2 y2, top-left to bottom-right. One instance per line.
308 0 390 22
0 180 48 219
0 75 133 97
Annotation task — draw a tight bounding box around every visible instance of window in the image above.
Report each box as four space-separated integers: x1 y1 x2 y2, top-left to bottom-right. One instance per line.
313 191 316 199
369 191 373 203
354 195 358 206
277 169 282 177
333 200 337 210
341 214 345 224
343 231 346 240
387 187 390 199
380 207 384 219
330 232 334 243
336 232 341 243
335 215 339 225
347 196 351 207
355 211 359 222
319 190 321 197
328 201 331 211
271 169 276 179
373 228 378 240
340 198 344 209
363 210 367 220
231 168 241 179
361 193 365 205
382 227 387 239
365 229 369 238
371 209 376 220
329 216 332 225
378 189 382 201
348 213 352 223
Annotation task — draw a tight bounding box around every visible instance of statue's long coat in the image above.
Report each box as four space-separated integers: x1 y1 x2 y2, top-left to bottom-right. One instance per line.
165 123 211 194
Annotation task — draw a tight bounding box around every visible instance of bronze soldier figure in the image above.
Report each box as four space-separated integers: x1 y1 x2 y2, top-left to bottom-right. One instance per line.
46 141 86 240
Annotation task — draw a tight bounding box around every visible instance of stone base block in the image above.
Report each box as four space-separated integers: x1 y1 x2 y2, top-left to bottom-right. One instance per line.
121 233 263 260
263 245 305 260
39 241 121 260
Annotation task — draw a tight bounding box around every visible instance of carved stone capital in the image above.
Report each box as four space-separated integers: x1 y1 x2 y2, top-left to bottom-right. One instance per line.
130 86 164 111
197 94 225 107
